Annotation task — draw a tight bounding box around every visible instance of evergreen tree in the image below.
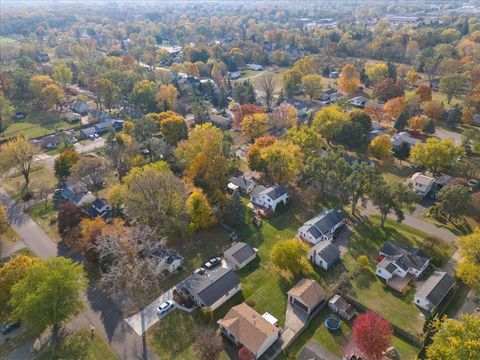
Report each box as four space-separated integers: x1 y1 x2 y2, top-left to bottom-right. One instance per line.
322 65 330 77
394 110 409 131
227 190 245 225
424 119 436 134
447 105 462 128
393 142 410 162
387 61 397 80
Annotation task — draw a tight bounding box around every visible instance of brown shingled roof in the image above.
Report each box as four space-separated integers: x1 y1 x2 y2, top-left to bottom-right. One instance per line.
287 279 325 309
217 303 278 355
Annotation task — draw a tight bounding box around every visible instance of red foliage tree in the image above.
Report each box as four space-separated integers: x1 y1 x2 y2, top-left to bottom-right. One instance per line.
351 311 393 360
233 103 264 130
57 201 86 238
373 78 404 103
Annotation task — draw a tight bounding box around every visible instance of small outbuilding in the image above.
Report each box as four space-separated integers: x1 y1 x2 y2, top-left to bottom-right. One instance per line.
224 242 256 270
287 279 325 315
328 294 356 320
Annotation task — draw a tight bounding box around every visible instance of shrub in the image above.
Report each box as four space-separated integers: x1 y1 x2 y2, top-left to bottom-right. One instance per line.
245 299 256 307
357 255 369 267
198 307 213 324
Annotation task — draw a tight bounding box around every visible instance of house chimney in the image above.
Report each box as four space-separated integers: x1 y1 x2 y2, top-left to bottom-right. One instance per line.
252 314 256 325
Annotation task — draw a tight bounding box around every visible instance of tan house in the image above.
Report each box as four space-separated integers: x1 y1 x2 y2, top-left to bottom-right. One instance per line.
217 303 279 359
287 279 326 315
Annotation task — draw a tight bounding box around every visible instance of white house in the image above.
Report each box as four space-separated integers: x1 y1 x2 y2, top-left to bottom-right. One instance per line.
408 172 435 197
414 271 455 312
247 64 264 71
309 241 341 270
156 250 184 273
250 184 288 212
349 96 367 108
218 303 279 359
228 176 256 195
298 209 346 244
176 267 241 311
376 241 431 281
391 131 421 148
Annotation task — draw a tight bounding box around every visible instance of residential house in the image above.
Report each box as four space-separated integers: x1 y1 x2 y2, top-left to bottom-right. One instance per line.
36 52 50 63
40 131 78 150
328 294 356 320
329 71 339 78
298 209 346 244
283 98 309 117
209 114 232 129
217 303 279 360
154 249 184 273
80 127 98 139
309 241 341 270
247 64 264 71
227 71 243 80
86 198 112 221
391 131 421 148
408 172 435 197
376 241 431 282
224 242 256 270
250 184 288 212
349 96 367 108
63 112 82 124
176 267 241 311
228 176 256 195
287 279 326 315
414 271 455 312
80 119 124 139
71 100 91 114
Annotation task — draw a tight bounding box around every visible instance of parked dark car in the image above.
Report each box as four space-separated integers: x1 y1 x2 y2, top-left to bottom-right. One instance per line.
1 322 20 335
204 256 221 269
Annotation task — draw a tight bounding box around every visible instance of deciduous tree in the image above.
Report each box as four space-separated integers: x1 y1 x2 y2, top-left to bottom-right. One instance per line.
270 104 297 130
9 257 86 343
365 63 388 84
339 64 360 94
440 73 468 104
71 157 110 196
155 84 179 111
186 189 216 231
423 101 445 120
383 96 405 120
241 113 269 141
373 78 404 102
352 311 392 360
368 134 392 160
54 149 80 180
270 239 313 276
301 74 323 100
259 70 275 111
409 138 463 175
416 85 432 102
193 326 223 360
435 185 470 221
312 105 349 145
52 63 72 87
456 229 480 290
0 95 14 133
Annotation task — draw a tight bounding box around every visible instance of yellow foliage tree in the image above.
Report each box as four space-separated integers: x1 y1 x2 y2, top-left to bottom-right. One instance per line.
270 239 313 277
241 113 269 141
186 189 216 231
368 134 392 160
456 229 480 290
339 64 360 94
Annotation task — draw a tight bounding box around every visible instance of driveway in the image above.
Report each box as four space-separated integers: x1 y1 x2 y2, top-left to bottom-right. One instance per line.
0 186 159 360
435 127 462 145
125 289 175 336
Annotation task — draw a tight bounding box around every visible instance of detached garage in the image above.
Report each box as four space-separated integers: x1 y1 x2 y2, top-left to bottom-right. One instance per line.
224 242 256 270
287 279 326 316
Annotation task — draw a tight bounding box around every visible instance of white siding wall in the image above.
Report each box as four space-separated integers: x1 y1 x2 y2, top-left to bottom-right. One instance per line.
255 331 279 359
414 296 433 312
376 267 393 280
208 284 242 311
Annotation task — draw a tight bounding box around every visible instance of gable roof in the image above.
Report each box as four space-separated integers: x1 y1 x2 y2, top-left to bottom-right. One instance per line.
300 209 345 238
229 176 254 190
287 279 325 309
224 242 255 264
180 267 240 307
217 303 277 355
416 271 455 308
379 241 430 271
261 184 287 200
310 241 341 264
250 185 267 198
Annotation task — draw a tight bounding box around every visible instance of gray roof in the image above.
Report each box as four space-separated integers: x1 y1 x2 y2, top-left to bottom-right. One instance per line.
261 184 287 200
224 242 255 264
302 209 345 238
81 127 97 136
380 241 430 272
417 271 455 308
310 241 340 264
180 267 241 307
229 176 254 190
297 342 340 360
250 185 267 198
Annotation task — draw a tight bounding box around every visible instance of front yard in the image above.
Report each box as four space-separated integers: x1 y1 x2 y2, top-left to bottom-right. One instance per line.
26 200 61 243
2 165 57 200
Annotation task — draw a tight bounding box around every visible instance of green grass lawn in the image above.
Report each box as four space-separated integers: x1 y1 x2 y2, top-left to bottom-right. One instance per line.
147 311 229 360
2 164 57 200
1 106 79 141
421 213 477 236
343 215 456 335
284 308 420 360
38 329 118 360
1 225 19 245
26 200 61 243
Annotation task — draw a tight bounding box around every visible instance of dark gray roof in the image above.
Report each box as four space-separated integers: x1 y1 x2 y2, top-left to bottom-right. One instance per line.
229 176 254 190
262 184 287 200
81 127 97 136
304 209 345 237
250 185 267 198
180 267 240 307
310 242 340 264
417 271 455 308
380 241 430 271
224 242 255 264
297 342 340 360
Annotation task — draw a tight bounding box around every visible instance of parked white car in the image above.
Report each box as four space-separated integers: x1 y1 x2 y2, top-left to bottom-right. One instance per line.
156 300 174 316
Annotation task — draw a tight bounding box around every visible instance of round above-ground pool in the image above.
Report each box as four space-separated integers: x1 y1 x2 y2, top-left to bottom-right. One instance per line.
324 316 341 331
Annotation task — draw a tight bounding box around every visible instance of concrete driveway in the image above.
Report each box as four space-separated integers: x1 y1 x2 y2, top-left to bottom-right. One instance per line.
124 289 175 336
435 128 462 145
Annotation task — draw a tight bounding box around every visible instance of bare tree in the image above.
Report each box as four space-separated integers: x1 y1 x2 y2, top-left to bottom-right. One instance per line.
95 225 167 311
38 183 53 209
193 326 223 360
259 70 276 112
71 157 110 197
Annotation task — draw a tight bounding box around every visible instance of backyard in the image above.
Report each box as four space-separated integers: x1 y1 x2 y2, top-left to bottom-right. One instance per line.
2 165 57 200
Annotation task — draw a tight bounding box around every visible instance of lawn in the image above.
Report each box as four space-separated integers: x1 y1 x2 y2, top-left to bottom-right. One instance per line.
38 329 118 360
1 224 19 245
2 164 57 200
284 308 420 359
26 200 61 243
147 311 230 360
250 66 289 92
0 107 78 141
343 215 456 335
421 213 477 236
